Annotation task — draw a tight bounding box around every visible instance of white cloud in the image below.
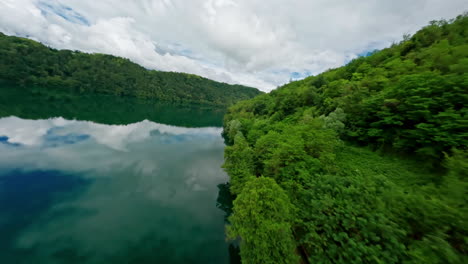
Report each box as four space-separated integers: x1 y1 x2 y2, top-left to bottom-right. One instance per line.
0 116 221 150
0 0 467 91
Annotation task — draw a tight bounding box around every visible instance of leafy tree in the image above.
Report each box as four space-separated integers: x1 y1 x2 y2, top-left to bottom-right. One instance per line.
223 132 255 194
319 107 346 134
227 177 298 264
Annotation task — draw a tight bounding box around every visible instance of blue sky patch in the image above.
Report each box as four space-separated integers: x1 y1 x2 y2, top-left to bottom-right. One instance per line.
357 49 379 57
37 1 90 26
289 70 312 81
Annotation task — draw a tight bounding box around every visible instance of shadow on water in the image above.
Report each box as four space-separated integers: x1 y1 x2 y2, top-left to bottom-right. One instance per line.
216 182 241 264
0 81 225 127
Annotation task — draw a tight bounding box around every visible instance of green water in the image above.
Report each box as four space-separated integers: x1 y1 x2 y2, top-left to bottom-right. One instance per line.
0 84 238 263
0 81 226 127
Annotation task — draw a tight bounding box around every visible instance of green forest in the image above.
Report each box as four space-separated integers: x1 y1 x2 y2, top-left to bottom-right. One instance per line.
0 33 261 106
222 14 468 263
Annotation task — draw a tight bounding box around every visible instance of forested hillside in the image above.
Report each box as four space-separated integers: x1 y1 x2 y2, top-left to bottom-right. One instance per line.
0 33 261 106
222 14 467 263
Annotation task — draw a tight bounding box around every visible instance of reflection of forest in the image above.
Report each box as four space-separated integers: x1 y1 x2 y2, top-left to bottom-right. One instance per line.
216 183 241 264
216 183 234 223
0 82 225 127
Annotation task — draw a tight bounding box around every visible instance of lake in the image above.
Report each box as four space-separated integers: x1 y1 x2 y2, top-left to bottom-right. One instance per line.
0 116 236 263
0 81 226 127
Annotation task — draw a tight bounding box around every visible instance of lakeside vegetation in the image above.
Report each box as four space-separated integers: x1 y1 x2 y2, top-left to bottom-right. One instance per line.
0 33 261 107
223 14 467 263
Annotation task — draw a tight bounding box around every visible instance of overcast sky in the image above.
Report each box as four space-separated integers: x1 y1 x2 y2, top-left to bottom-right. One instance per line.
1 0 466 91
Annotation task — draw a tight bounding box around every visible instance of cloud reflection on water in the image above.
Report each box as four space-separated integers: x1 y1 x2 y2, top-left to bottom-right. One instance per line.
0 116 229 263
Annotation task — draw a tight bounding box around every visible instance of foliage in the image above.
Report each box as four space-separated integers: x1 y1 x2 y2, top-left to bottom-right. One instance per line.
0 33 262 106
227 177 298 264
222 14 468 263
223 13 468 163
222 132 255 195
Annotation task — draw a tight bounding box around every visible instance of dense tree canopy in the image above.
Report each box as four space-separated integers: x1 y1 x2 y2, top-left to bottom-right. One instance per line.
227 177 298 264
0 33 262 106
223 14 467 263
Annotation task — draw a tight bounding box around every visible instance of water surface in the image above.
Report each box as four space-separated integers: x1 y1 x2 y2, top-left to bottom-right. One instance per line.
0 81 226 127
0 116 231 263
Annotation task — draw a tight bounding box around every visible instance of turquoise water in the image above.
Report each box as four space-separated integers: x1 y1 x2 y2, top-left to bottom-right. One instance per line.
0 116 234 263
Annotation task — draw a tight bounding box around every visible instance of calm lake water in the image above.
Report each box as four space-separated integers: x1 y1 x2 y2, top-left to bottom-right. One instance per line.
0 116 234 263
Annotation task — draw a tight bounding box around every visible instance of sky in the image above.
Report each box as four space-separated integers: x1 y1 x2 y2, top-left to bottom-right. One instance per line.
0 0 467 91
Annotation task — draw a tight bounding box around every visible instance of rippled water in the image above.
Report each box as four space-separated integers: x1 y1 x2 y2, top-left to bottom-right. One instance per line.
0 116 232 263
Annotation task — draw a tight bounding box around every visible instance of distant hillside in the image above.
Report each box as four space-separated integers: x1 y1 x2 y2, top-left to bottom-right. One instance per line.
222 13 467 264
0 33 262 106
